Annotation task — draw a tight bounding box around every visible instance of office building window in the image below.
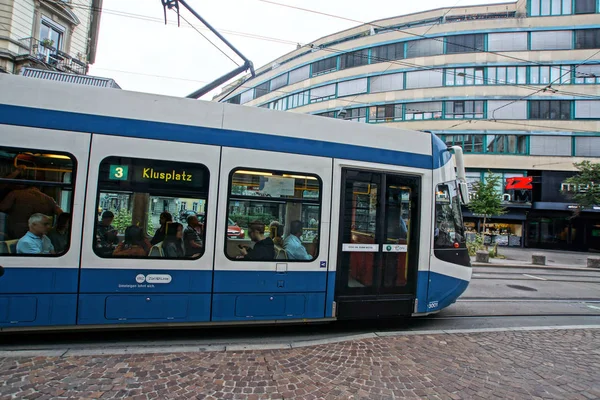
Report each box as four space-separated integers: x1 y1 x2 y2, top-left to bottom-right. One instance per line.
371 43 404 63
574 0 596 14
487 100 528 119
406 39 444 58
288 65 310 85
445 101 484 119
530 31 573 50
340 50 369 70
574 100 600 118
343 108 367 122
530 65 570 84
446 34 485 54
530 136 572 156
337 78 368 97
370 72 404 93
530 0 573 15
268 97 286 111
575 29 600 49
446 68 484 86
574 65 600 84
287 91 310 109
310 84 336 102
369 104 402 122
270 74 288 91
254 82 270 99
240 90 254 104
487 32 528 52
311 57 337 76
227 95 241 105
442 134 485 153
405 102 442 120
575 137 600 156
315 111 336 118
487 66 527 85
405 70 443 89
529 100 571 119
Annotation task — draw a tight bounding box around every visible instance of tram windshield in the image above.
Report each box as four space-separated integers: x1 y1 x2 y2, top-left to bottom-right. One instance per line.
434 181 466 249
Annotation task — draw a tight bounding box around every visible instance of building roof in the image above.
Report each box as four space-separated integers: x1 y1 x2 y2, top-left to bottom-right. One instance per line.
21 68 121 89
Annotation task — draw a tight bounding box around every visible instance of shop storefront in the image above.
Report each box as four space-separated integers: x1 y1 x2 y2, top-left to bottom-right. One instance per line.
462 170 531 247
464 169 600 252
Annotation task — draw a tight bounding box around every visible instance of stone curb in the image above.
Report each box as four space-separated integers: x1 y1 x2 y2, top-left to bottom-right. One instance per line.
1 325 599 358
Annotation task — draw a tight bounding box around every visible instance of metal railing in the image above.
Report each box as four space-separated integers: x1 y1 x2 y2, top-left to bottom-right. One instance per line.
18 37 87 75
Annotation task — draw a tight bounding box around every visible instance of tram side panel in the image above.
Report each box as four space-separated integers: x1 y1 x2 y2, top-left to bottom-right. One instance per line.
77 134 221 325
0 125 90 328
212 147 333 322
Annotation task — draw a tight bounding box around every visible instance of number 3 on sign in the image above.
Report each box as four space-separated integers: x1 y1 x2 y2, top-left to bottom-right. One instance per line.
109 165 128 181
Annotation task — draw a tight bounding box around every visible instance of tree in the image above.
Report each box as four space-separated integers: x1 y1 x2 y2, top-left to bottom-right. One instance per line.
467 171 507 233
562 161 600 213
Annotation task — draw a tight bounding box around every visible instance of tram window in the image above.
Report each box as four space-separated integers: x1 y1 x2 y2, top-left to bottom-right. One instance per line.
434 182 466 249
0 146 75 256
226 168 321 262
94 156 210 259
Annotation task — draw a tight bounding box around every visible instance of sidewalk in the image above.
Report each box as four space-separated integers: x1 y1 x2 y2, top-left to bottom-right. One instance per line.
1 326 599 399
471 247 597 270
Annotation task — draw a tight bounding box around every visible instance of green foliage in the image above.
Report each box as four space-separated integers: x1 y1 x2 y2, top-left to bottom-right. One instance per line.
466 233 484 256
562 161 600 212
229 213 277 228
488 243 499 258
467 171 507 232
113 209 132 234
147 215 155 236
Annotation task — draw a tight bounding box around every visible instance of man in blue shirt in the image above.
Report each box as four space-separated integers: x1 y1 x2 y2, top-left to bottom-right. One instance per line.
284 220 312 260
17 213 55 255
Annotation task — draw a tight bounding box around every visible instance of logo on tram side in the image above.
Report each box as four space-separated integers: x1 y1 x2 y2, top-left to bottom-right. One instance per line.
136 274 146 283
427 301 439 309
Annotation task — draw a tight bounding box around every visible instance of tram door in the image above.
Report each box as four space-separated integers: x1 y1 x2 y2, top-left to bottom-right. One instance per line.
335 169 420 319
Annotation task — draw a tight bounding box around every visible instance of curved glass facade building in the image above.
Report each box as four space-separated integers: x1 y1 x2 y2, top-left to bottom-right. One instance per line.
214 0 600 251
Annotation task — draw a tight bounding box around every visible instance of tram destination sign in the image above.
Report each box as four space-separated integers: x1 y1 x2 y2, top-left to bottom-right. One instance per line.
105 158 206 190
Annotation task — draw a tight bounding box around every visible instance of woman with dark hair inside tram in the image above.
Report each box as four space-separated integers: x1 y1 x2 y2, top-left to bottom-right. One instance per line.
163 222 185 258
113 225 151 257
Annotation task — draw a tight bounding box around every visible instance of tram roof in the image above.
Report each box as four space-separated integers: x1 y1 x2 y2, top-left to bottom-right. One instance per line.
0 74 448 170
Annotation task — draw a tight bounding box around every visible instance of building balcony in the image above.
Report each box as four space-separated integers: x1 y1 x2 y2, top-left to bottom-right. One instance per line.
16 37 87 75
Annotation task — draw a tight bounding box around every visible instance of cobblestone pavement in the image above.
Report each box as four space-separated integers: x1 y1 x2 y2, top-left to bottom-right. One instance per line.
1 328 599 400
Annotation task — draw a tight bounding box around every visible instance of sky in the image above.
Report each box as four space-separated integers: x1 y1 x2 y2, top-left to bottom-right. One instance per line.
88 0 510 100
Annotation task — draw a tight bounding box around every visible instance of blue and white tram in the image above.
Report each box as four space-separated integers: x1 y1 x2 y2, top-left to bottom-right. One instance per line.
0 74 471 331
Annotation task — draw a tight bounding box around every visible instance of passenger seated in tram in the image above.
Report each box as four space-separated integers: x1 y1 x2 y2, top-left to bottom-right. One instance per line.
284 220 312 260
16 213 55 255
183 214 203 257
113 225 151 257
237 221 274 261
95 211 119 256
151 212 173 245
0 178 63 239
47 212 71 254
163 222 185 258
